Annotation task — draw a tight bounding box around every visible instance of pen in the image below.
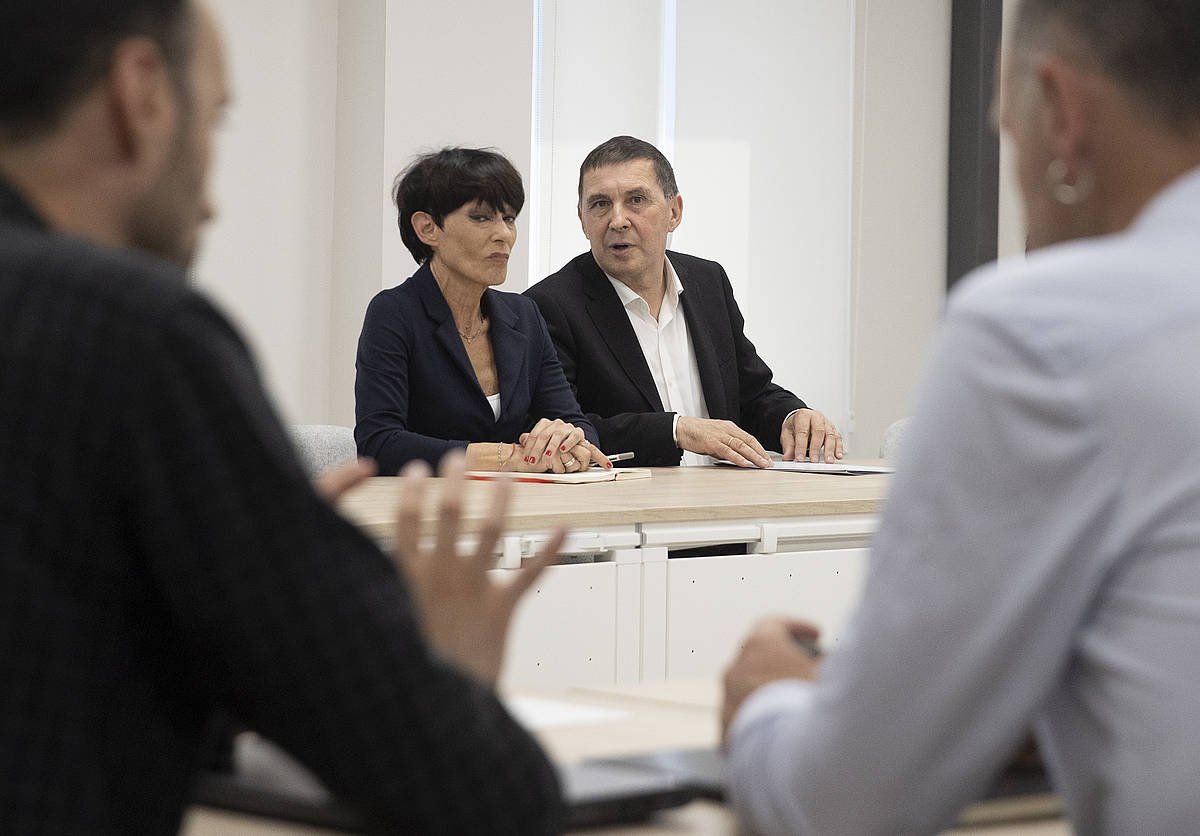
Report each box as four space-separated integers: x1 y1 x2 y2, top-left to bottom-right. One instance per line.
605 452 635 463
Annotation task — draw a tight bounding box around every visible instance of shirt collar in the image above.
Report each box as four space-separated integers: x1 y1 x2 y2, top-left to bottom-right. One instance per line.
605 255 683 312
1131 164 1200 234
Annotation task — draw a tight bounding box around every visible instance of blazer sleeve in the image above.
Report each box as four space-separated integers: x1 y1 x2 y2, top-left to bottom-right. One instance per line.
532 288 680 465
354 293 468 474
527 302 601 446
721 265 807 451
122 293 563 833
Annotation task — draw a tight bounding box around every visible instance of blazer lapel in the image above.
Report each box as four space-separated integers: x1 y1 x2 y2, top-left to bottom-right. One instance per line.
483 291 529 421
415 265 484 394
581 257 664 412
675 255 728 418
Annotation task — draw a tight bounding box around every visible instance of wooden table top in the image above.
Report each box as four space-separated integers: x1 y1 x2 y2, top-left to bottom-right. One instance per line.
336 463 892 540
512 681 1065 836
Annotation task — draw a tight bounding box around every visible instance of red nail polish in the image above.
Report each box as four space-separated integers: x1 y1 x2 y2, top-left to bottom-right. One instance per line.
544 450 551 457
560 445 567 452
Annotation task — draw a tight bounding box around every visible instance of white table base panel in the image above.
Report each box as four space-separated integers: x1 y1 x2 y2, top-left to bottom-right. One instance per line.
663 548 870 678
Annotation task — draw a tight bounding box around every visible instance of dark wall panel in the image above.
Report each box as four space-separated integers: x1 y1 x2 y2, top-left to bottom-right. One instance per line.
947 0 1003 288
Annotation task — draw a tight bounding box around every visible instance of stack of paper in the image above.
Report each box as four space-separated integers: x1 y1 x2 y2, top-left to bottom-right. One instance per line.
716 461 894 475
466 468 653 484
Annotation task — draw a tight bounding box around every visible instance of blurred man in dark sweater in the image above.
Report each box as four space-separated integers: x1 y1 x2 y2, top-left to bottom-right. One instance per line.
0 2 563 833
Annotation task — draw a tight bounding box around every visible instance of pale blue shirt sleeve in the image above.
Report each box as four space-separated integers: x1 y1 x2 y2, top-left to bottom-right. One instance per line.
726 293 1123 835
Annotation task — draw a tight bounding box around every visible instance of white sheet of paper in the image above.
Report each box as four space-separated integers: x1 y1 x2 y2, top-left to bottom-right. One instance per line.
772 461 894 474
505 697 629 730
716 460 894 475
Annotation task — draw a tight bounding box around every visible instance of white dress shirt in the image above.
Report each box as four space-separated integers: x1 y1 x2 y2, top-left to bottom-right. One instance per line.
728 166 1200 835
607 259 712 466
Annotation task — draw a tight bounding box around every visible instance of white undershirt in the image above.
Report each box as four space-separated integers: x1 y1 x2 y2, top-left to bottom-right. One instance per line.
606 259 711 466
486 393 501 421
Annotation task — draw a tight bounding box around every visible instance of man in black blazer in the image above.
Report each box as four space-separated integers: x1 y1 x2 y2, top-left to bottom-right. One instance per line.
0 2 561 833
526 136 843 468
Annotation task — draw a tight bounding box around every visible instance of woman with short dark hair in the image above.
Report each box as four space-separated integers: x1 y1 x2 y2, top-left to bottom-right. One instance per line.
355 147 606 474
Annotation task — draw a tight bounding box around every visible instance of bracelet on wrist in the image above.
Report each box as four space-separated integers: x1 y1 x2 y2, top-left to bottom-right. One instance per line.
497 442 515 470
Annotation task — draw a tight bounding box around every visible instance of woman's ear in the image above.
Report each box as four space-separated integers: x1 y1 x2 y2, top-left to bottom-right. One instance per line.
411 211 441 249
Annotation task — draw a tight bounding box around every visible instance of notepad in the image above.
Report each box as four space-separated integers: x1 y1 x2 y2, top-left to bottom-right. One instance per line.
466 468 653 484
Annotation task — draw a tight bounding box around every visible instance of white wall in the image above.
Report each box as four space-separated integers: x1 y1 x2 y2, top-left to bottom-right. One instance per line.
998 0 1027 259
330 0 387 426
196 0 952 455
195 0 338 426
381 0 537 295
674 0 855 435
848 0 951 456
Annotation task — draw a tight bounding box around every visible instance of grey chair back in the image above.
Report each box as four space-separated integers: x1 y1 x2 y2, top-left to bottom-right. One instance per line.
291 424 357 476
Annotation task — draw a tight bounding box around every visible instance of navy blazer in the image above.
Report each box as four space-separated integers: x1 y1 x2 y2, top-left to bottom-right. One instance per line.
525 251 806 467
355 263 598 474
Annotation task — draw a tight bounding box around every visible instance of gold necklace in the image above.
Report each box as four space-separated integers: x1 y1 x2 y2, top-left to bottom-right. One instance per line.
458 315 488 343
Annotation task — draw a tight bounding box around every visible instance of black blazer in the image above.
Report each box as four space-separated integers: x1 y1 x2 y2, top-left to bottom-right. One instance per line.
526 251 806 466
355 262 598 474
0 179 562 833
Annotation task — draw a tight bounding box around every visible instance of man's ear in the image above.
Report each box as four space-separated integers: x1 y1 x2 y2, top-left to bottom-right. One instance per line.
667 193 683 233
107 37 178 178
411 211 441 248
1036 56 1094 177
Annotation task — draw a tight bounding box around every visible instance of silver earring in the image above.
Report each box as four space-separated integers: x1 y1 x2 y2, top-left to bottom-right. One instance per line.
1046 159 1094 205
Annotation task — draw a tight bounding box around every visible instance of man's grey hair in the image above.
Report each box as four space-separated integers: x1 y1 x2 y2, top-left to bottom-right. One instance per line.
577 136 679 205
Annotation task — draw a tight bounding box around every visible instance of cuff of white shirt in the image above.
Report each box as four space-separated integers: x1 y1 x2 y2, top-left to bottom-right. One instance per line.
671 413 680 447
729 678 815 745
727 679 818 835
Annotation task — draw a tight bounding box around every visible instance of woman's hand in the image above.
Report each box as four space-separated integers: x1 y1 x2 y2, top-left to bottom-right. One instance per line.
559 439 609 472
516 419 611 473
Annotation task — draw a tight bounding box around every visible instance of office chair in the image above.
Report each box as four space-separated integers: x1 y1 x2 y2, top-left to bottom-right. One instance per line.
290 424 358 476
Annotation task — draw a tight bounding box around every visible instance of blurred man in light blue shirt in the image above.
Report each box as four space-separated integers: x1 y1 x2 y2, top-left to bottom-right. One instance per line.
723 1 1200 833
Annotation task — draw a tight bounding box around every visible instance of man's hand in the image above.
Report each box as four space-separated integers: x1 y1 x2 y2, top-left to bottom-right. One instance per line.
721 617 822 743
676 416 772 468
314 458 377 503
781 408 844 463
392 453 564 685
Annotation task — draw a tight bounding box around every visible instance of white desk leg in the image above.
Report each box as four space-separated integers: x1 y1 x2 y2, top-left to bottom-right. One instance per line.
640 547 668 681
613 549 643 684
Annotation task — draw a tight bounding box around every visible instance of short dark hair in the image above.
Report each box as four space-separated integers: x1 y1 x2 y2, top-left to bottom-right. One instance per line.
577 136 679 205
393 147 525 264
0 0 193 143
1014 0 1200 132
